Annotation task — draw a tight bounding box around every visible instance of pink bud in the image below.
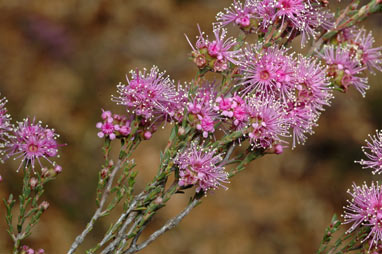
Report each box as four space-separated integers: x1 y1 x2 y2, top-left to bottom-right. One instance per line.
144 131 152 140
101 168 108 178
178 127 186 136
40 201 50 211
101 110 112 120
274 144 283 155
54 165 62 174
30 177 38 189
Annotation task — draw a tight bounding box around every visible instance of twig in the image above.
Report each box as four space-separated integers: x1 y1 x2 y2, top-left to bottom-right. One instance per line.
122 198 201 254
67 159 124 254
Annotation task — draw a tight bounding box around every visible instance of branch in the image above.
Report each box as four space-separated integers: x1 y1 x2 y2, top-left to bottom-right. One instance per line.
68 159 124 254
122 198 202 254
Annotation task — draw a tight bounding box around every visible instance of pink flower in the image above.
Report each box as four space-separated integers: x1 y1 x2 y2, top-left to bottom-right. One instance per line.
352 29 382 73
216 0 256 29
186 26 241 72
188 85 219 138
343 182 382 250
247 97 289 149
96 110 132 140
356 130 382 175
6 118 61 171
174 143 228 193
294 56 333 113
318 45 369 97
239 45 296 101
113 66 182 122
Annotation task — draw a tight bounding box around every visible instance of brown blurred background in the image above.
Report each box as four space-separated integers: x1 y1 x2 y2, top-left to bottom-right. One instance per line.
0 0 381 253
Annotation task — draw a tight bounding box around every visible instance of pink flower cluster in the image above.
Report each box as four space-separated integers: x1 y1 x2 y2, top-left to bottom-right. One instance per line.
174 143 228 193
187 26 241 72
214 95 248 130
5 118 61 171
20 245 45 254
343 182 382 250
235 45 332 148
216 0 333 44
113 66 184 122
96 110 131 140
318 28 382 97
356 130 382 175
187 85 218 138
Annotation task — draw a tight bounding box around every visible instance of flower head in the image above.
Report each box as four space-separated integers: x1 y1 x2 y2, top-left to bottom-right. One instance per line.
352 29 382 73
96 109 132 140
187 26 241 72
318 45 369 97
214 95 249 130
6 118 61 171
343 182 382 250
356 130 382 175
174 143 228 193
294 56 333 113
247 96 289 149
216 0 256 30
239 44 296 102
251 0 334 44
113 66 182 122
187 84 219 138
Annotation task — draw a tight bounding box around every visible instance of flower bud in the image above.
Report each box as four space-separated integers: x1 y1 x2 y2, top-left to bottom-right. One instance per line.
101 168 108 178
154 196 163 205
54 165 62 174
178 127 186 136
30 177 38 189
144 131 152 140
274 144 283 155
40 201 50 211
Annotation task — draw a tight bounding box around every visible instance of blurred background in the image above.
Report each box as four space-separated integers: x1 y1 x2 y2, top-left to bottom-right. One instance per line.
0 0 381 253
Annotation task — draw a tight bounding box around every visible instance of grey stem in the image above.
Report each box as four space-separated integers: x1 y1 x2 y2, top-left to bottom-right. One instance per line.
67 160 123 254
122 198 201 254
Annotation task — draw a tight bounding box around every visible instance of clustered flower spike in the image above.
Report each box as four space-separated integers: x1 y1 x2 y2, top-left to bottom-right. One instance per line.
356 130 382 175
216 0 256 31
5 118 61 171
343 182 382 250
187 84 219 138
317 28 382 97
234 43 333 148
174 143 228 193
318 45 369 97
20 245 45 254
96 109 132 140
247 96 289 149
214 94 249 131
239 44 296 101
186 26 241 72
351 29 382 73
112 66 183 122
216 0 334 45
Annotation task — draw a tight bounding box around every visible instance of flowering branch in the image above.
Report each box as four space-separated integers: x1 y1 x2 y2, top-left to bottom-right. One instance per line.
1 0 382 253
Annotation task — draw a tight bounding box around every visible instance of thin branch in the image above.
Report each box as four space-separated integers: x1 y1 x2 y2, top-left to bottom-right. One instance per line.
122 198 201 254
90 193 144 254
68 160 123 254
